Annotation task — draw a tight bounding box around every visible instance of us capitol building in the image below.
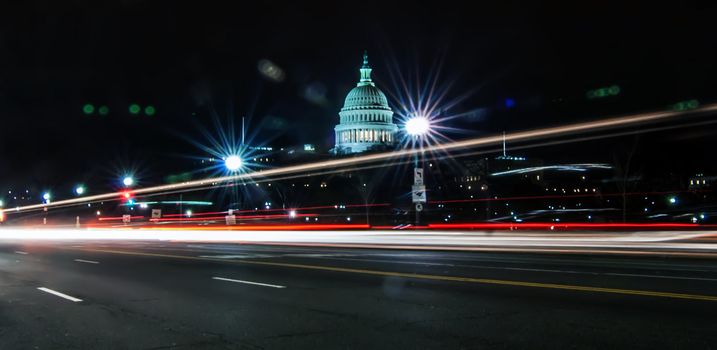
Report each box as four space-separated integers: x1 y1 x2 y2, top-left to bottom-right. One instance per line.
332 52 398 154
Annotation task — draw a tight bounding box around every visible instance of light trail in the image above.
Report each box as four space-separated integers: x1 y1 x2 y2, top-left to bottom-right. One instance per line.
159 203 390 218
148 213 319 222
4 103 717 216
98 216 145 221
428 190 704 205
490 164 612 176
1 228 717 256
427 223 704 230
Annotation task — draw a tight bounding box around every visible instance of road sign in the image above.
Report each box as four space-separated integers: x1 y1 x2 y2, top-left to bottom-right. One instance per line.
225 215 237 225
412 185 427 203
151 209 162 219
414 168 424 185
122 215 131 224
415 203 424 212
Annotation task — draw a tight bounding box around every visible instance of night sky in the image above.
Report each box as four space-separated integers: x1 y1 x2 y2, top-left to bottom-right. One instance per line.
1 1 716 193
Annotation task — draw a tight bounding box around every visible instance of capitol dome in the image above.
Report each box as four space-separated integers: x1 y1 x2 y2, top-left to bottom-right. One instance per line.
333 51 398 154
342 85 391 111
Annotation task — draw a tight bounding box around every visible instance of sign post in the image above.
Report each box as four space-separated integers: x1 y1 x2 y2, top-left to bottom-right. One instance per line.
412 167 427 225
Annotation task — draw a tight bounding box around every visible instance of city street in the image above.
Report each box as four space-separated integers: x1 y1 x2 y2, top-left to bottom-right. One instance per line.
2 2 716 349
1 239 716 349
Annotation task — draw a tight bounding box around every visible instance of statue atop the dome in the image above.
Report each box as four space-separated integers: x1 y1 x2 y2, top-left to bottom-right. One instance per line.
359 50 374 86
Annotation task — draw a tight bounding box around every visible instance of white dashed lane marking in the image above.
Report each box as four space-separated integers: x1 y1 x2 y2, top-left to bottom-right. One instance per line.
74 259 100 264
37 287 83 302
212 276 286 289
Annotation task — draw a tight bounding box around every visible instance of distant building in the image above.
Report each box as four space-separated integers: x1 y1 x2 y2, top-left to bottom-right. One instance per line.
689 173 712 190
333 51 398 154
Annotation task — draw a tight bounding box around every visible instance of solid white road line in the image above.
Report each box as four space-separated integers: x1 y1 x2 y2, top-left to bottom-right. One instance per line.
212 276 286 289
37 287 83 302
14 251 28 255
74 259 100 264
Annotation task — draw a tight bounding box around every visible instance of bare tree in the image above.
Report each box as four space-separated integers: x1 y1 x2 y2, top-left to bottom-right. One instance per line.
613 136 641 222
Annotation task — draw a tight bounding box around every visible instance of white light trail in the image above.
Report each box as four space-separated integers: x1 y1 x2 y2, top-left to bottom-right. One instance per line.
491 164 613 176
0 227 713 245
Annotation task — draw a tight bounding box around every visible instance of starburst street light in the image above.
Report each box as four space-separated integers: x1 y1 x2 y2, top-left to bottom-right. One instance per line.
122 176 134 187
74 186 85 195
404 115 431 136
224 155 243 171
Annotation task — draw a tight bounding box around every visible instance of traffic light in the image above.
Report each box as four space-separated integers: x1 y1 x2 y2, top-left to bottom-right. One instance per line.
671 99 699 111
144 105 156 116
121 191 136 207
129 104 141 115
586 85 620 99
82 104 95 115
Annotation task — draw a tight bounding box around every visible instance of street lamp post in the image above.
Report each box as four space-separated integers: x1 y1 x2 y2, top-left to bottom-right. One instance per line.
225 154 244 217
42 192 51 225
405 115 431 226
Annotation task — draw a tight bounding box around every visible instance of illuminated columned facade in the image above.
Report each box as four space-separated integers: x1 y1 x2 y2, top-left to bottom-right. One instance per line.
333 52 398 154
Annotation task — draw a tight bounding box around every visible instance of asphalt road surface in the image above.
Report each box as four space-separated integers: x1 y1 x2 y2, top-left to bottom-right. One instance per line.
1 240 717 349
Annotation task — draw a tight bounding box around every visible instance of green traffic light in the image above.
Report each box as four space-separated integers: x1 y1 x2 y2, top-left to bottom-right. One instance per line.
98 105 109 116
129 104 141 114
586 85 620 100
671 99 700 111
144 105 156 116
82 104 95 115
